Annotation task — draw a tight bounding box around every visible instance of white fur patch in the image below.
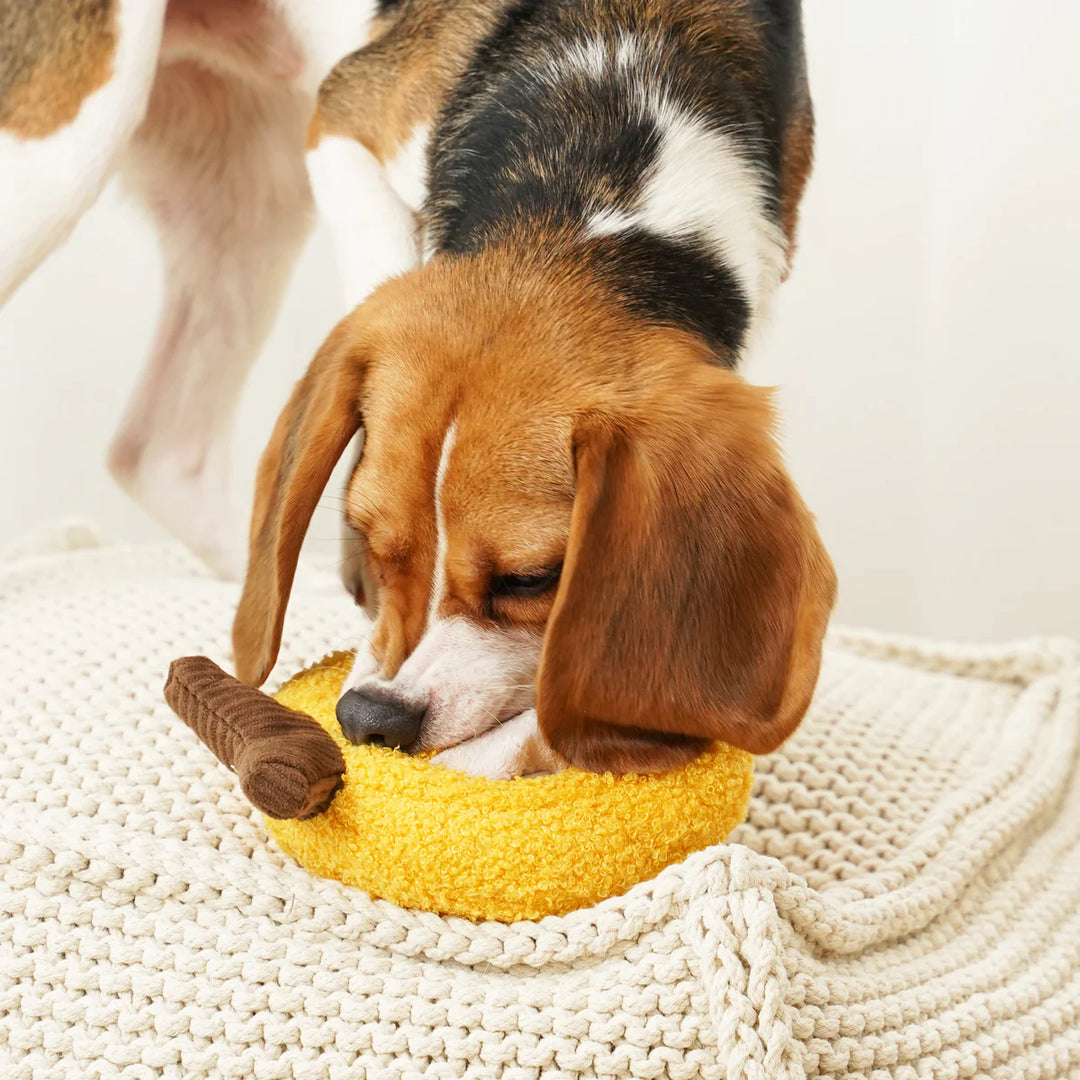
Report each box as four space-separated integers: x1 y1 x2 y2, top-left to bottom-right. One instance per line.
547 36 609 80
586 206 635 237
306 134 422 311
341 422 547 770
384 124 430 214
348 616 543 759
427 422 457 629
0 0 168 304
346 633 381 690
432 709 561 780
548 32 789 340
545 31 648 83
618 109 788 330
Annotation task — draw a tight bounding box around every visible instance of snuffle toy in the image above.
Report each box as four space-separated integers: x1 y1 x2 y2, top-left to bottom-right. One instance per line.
164 652 753 922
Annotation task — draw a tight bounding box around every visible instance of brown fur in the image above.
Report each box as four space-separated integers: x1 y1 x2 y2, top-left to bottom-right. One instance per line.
537 355 835 770
312 0 508 162
233 319 369 686
0 0 117 138
233 236 836 769
311 0 770 165
239 1 828 770
777 75 815 260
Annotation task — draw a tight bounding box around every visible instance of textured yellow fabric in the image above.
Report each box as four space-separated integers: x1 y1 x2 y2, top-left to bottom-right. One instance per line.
265 652 754 922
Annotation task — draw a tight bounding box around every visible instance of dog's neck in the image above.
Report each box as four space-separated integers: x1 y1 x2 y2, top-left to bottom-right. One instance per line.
419 3 790 363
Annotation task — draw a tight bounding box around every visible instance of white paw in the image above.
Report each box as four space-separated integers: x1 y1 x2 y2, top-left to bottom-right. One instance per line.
431 710 563 781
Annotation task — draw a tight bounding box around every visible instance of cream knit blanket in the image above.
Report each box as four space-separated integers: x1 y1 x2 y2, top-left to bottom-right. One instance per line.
1 539 1078 1080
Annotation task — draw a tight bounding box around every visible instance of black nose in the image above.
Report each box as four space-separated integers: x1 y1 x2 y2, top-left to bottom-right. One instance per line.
336 687 424 748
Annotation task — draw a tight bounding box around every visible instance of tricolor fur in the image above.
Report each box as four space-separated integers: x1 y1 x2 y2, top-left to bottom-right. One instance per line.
0 0 833 779
235 0 834 779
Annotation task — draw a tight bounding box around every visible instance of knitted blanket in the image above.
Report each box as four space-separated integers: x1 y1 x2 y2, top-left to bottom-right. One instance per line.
1 537 1078 1080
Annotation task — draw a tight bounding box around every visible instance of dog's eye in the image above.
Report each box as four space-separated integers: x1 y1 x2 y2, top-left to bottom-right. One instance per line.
489 565 562 600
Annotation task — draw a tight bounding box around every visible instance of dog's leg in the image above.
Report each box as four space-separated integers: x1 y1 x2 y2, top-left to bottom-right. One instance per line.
306 132 423 312
0 0 168 303
108 63 313 579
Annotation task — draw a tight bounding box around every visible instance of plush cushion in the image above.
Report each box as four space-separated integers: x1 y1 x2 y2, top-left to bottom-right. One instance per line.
1 535 1078 1079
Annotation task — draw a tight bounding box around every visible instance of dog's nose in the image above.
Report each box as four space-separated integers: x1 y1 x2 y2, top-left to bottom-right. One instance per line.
336 687 424 749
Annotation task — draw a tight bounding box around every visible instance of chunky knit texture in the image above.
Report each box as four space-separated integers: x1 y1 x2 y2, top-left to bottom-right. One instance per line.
264 652 753 921
1 535 1079 1080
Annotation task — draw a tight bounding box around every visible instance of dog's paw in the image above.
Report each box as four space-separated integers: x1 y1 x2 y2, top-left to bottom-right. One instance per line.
431 710 563 780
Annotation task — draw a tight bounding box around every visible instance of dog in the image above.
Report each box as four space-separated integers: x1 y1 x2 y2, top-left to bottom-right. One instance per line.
1 0 380 578
228 0 838 780
1 1 834 780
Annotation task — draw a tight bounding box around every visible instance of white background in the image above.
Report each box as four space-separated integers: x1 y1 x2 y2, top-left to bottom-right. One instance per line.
1 0 1077 640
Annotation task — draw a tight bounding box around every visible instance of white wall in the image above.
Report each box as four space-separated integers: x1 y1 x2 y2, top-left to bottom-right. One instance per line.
1 0 1078 640
750 0 1080 640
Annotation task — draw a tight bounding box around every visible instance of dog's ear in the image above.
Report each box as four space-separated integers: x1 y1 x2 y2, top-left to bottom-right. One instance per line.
537 361 836 773
233 320 368 686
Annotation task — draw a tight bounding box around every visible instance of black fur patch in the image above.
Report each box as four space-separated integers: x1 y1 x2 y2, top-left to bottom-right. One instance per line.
429 68 662 254
423 0 804 361
587 230 750 362
748 0 809 215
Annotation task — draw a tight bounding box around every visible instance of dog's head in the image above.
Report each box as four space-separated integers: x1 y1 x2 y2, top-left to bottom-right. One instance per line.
233 247 836 773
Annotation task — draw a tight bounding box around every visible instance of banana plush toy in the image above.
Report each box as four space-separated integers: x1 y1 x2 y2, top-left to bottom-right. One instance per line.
164 653 754 922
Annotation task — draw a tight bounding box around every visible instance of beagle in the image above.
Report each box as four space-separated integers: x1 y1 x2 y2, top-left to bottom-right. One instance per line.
232 0 838 779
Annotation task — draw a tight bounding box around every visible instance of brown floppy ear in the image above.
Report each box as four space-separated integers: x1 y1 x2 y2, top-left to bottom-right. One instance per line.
233 320 368 686
537 364 837 773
